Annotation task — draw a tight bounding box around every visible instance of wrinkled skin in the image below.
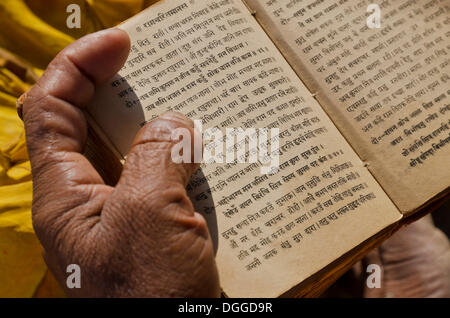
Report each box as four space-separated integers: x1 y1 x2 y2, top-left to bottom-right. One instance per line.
327 216 450 298
22 28 449 298
21 28 220 297
361 216 450 298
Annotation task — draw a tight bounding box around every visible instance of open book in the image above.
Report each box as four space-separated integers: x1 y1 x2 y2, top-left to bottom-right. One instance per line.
85 0 450 297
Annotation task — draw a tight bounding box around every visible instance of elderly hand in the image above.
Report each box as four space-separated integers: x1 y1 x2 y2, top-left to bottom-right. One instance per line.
19 28 220 297
326 215 450 298
362 215 450 298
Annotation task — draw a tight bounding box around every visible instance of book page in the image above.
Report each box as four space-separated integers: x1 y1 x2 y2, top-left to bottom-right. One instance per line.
87 0 401 297
244 0 450 214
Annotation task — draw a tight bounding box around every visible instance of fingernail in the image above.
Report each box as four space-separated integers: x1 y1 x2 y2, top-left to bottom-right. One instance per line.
16 93 26 121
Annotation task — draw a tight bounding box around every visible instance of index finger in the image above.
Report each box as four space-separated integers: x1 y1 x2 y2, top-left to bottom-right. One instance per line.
21 29 130 222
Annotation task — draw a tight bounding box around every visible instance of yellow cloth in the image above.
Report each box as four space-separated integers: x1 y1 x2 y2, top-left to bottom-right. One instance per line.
0 0 158 297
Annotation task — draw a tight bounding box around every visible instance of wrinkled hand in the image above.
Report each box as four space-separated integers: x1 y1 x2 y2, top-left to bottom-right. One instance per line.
325 216 450 298
362 216 450 297
20 29 220 297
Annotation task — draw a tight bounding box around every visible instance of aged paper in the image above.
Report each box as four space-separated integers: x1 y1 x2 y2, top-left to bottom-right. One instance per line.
245 0 450 214
88 0 401 297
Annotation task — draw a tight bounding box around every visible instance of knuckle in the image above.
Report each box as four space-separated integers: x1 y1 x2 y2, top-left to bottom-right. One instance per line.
24 95 86 155
24 95 58 135
22 83 44 113
31 206 62 250
133 115 195 148
136 181 193 215
187 213 209 238
110 180 197 235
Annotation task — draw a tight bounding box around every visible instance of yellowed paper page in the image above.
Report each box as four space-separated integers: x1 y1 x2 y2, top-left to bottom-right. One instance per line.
88 0 401 297
245 0 450 214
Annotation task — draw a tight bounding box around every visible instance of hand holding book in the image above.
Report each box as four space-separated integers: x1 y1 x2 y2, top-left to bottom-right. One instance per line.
20 0 450 298
20 29 220 297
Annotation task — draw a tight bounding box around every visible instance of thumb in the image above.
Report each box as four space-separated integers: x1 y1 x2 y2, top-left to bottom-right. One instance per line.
100 114 219 298
122 111 200 189
104 112 202 223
